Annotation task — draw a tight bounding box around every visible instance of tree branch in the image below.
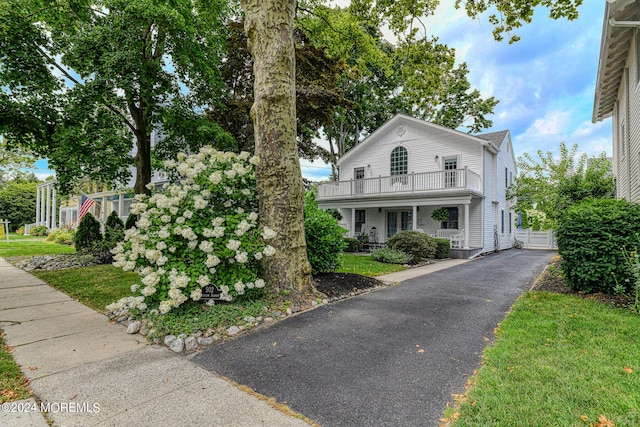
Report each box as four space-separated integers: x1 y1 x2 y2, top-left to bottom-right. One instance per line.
33 46 136 133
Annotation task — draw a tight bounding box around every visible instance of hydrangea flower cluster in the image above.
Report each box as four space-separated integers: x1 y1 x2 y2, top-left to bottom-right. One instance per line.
107 147 276 315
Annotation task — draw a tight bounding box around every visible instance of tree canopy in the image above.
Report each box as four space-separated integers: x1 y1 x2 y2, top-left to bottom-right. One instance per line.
507 142 615 230
0 0 232 195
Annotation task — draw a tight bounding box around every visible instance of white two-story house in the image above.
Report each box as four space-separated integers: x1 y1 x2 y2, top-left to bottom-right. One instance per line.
593 0 640 203
317 114 517 259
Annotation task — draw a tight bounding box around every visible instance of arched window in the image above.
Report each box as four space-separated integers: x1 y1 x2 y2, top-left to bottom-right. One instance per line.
390 146 408 176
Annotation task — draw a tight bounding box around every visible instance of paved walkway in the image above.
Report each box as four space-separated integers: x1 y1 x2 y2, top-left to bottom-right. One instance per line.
193 250 555 427
0 257 309 427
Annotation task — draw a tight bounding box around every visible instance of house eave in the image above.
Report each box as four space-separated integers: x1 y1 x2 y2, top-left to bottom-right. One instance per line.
593 0 639 123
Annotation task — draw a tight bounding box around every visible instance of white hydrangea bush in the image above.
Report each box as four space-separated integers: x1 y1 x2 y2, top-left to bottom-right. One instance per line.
107 147 277 315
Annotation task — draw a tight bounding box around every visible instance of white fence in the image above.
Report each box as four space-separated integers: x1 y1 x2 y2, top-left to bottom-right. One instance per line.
515 229 557 250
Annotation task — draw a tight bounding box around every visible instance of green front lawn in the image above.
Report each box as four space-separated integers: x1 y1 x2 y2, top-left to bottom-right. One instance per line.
0 233 75 258
338 253 408 276
445 291 640 426
32 265 139 312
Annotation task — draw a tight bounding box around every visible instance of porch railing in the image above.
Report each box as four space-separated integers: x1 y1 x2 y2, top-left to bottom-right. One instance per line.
318 168 482 199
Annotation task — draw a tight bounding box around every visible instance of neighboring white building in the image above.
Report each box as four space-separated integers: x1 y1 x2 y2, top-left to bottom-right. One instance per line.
593 0 640 202
317 114 517 258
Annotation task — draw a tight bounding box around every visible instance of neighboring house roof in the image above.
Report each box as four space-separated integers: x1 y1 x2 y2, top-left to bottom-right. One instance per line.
337 114 500 166
593 0 640 122
476 130 509 147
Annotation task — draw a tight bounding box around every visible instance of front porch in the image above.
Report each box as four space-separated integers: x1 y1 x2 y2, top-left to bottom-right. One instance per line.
318 196 485 259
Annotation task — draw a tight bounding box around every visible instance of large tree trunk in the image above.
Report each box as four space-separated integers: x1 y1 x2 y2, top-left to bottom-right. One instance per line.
129 98 152 195
242 0 315 295
133 130 152 195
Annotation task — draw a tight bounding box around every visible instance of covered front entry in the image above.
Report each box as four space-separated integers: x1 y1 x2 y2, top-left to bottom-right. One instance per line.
333 196 482 253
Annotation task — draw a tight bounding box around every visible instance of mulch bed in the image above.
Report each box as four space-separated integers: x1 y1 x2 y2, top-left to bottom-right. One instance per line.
313 273 385 298
532 261 636 310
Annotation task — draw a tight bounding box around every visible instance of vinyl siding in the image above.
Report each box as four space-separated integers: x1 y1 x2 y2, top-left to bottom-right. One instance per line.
338 117 484 181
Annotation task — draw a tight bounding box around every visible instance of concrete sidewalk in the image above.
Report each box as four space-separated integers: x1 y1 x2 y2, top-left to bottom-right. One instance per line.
0 257 309 427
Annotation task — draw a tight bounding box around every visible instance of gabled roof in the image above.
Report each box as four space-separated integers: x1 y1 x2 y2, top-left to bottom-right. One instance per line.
476 130 509 147
593 0 640 122
338 114 499 166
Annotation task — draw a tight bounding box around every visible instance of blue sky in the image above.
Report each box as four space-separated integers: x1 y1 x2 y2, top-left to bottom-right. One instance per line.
300 0 611 180
28 1 610 183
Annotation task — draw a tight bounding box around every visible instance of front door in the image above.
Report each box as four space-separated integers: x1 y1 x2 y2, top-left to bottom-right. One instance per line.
386 210 412 239
354 167 365 194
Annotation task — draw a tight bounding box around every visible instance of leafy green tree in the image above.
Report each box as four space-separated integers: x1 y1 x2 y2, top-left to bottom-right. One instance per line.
0 173 39 231
508 142 615 229
299 6 498 175
207 22 350 161
0 0 231 195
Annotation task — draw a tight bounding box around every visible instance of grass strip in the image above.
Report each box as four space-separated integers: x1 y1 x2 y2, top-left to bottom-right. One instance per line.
32 265 139 313
0 333 32 403
338 253 407 276
0 234 75 258
446 291 640 426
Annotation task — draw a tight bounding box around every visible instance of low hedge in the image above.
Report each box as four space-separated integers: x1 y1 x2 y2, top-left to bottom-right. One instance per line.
344 237 362 252
433 238 450 259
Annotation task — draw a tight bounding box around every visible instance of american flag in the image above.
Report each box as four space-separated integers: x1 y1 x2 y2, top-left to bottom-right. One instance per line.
79 194 94 220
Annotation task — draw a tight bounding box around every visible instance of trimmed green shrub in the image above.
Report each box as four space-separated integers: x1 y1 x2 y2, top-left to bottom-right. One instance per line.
304 192 347 274
29 225 48 236
125 213 137 230
74 213 103 252
15 226 25 235
433 238 450 259
104 211 125 248
371 247 412 264
556 198 640 294
344 237 362 253
386 230 436 264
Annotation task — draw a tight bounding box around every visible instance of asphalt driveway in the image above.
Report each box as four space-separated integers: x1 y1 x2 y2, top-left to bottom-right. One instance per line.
193 249 555 426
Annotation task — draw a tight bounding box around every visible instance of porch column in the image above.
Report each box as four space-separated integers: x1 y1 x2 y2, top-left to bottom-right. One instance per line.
464 203 470 249
77 197 82 226
412 205 418 230
118 193 124 218
351 208 356 238
40 187 46 225
51 187 57 229
45 184 51 229
35 186 41 224
102 195 108 223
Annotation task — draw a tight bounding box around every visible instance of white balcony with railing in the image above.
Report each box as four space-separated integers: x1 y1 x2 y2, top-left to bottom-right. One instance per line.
317 168 482 200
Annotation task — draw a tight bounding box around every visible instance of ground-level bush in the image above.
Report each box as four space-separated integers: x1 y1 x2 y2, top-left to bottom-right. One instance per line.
29 225 48 236
371 247 412 264
556 198 640 294
15 226 25 235
433 238 450 259
344 237 362 253
386 231 436 264
45 228 75 245
304 192 347 274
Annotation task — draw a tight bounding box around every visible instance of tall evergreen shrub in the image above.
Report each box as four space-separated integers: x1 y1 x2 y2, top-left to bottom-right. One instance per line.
104 211 125 248
556 198 640 294
74 213 103 252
